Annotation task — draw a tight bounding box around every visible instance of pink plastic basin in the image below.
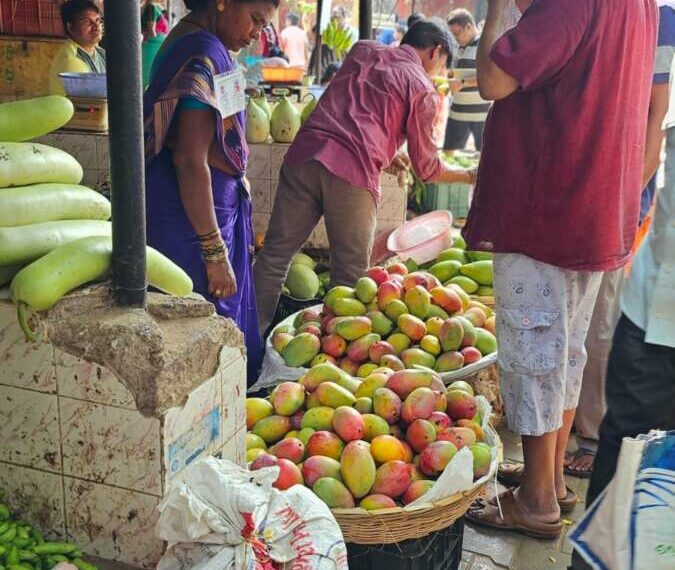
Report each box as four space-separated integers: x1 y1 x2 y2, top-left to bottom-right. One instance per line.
386 210 454 265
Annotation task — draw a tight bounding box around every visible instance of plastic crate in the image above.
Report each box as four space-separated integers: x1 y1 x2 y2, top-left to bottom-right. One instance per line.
423 182 472 219
0 0 65 37
346 517 464 570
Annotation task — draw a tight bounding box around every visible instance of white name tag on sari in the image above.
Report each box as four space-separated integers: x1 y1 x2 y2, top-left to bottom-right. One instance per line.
213 68 246 118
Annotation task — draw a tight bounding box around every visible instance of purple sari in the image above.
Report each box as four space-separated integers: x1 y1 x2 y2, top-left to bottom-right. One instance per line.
144 31 261 384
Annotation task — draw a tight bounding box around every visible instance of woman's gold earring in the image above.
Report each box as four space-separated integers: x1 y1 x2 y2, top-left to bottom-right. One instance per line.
216 2 225 12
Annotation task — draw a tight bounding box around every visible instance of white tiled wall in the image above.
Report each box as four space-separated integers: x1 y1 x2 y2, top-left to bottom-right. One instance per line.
0 302 247 568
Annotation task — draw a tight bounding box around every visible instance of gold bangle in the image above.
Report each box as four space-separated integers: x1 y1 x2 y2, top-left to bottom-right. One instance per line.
197 229 221 242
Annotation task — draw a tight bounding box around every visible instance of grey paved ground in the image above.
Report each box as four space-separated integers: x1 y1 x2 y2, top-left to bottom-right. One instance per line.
460 427 589 570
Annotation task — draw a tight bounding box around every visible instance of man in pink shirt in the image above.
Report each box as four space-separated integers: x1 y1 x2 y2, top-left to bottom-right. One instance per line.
254 19 473 333
280 13 308 68
464 0 657 539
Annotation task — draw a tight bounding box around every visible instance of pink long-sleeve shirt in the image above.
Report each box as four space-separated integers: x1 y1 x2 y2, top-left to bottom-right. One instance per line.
284 41 445 203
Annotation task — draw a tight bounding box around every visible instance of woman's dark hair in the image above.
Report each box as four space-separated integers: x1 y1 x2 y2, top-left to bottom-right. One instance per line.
286 13 300 26
60 0 101 29
407 12 425 29
184 0 280 10
401 17 452 58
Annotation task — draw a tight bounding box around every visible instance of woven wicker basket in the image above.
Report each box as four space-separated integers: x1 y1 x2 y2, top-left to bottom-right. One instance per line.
470 294 495 309
332 481 486 544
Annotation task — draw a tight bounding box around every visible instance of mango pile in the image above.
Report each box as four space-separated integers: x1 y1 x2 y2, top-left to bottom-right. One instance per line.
272 247 497 373
246 364 493 509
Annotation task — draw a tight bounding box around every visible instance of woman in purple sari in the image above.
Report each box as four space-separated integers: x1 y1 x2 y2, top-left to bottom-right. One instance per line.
144 0 278 384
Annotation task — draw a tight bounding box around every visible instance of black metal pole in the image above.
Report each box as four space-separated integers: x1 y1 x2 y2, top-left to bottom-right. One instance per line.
314 0 323 81
104 0 147 307
359 0 372 40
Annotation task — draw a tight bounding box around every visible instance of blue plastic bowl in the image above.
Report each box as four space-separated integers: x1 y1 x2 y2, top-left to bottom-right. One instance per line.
59 72 107 98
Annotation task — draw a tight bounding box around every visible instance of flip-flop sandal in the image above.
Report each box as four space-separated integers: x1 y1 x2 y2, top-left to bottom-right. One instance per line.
564 448 596 479
466 488 563 539
496 461 579 514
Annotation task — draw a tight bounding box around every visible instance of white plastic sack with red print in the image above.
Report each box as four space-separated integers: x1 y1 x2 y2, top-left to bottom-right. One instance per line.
156 457 348 570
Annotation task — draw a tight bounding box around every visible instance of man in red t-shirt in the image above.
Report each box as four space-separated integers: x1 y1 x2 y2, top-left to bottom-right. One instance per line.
464 0 657 538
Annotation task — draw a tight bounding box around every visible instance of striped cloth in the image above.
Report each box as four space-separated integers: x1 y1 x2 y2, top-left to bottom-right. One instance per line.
449 36 490 122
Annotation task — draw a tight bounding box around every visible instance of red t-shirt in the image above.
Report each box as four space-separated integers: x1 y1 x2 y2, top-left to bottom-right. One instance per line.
463 0 658 271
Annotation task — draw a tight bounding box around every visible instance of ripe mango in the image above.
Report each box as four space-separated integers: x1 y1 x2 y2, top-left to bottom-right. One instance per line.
380 354 405 371
272 331 294 354
429 260 462 282
427 304 450 320
425 317 444 337
384 299 409 321
252 415 292 444
360 494 397 510
335 316 372 341
475 328 497 355
377 281 403 311
484 315 496 335
302 455 342 486
369 340 396 364
333 406 366 442
448 380 474 396
456 419 485 442
435 351 464 373
402 479 435 504
460 260 493 286
355 276 378 304
357 363 378 378
461 346 482 365
470 444 492 480
301 406 335 431
356 372 389 398
401 387 437 423
448 275 479 294
447 283 471 311
282 332 321 367
387 332 411 354
419 441 458 477
404 285 431 319
297 322 321 337
446 390 478 421
406 419 437 453
354 397 373 414
401 348 436 369
313 477 355 508
341 440 376 498
430 286 463 315
362 413 391 441
300 362 347 392
347 333 381 363
370 435 407 464
401 440 414 463
297 427 315 446
306 430 345 461
434 390 447 412
436 426 476 449
269 437 305 463
246 398 273 429
273 458 304 491
463 307 486 329
321 334 347 358
366 310 394 336
270 382 305 416
372 460 413 498
439 317 464 352
373 387 402 424
311 354 336 367
246 433 267 451
316 381 356 408
468 300 494 318
402 272 430 292
305 391 321 409
437 247 468 264
385 369 436 399
339 357 359 376
420 335 442 356
429 411 452 432
455 316 477 348
247 448 266 462
398 314 427 342
333 297 368 316
324 285 355 310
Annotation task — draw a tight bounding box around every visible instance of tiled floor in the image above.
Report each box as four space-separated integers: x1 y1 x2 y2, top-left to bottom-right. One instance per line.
460 427 589 570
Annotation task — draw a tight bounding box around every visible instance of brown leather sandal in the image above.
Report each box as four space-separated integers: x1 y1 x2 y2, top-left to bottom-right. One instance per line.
497 460 579 514
466 488 563 539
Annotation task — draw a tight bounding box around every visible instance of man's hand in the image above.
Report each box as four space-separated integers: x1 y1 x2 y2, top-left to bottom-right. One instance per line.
384 153 411 176
449 78 463 95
